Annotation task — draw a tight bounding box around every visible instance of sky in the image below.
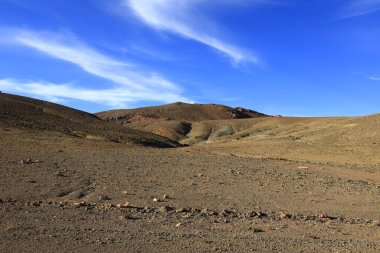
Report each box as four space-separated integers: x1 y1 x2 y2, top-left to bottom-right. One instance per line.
0 0 380 116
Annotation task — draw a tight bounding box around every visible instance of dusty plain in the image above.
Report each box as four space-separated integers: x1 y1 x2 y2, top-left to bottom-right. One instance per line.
1 93 380 252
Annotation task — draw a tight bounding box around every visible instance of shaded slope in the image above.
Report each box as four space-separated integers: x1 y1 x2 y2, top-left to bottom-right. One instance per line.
96 102 268 142
0 93 180 148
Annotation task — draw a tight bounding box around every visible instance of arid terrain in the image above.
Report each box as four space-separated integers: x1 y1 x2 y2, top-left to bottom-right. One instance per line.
1 93 380 252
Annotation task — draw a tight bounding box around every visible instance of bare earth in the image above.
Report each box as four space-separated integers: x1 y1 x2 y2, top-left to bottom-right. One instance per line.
1 93 380 252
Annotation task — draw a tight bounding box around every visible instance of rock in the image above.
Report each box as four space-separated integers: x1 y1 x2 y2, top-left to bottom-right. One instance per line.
279 211 291 220
141 207 154 213
99 195 111 201
73 202 87 207
103 204 115 209
163 194 169 200
54 171 65 177
319 213 331 219
159 206 174 213
20 159 42 164
30 201 42 207
176 207 191 213
248 227 264 233
221 209 237 217
116 202 129 208
59 201 67 207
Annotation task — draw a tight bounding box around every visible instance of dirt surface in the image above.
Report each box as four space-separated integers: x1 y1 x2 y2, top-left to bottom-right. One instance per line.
1 94 380 252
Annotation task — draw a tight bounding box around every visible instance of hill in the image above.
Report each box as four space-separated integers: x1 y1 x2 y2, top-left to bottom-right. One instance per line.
96 102 269 142
0 93 180 148
96 102 268 122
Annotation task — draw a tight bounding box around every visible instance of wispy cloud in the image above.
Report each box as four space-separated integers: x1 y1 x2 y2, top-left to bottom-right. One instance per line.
1 30 193 108
124 0 266 65
368 75 380 81
0 79 191 108
340 0 380 18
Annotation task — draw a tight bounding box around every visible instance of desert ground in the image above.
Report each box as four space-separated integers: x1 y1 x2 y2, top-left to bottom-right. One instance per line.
1 93 380 252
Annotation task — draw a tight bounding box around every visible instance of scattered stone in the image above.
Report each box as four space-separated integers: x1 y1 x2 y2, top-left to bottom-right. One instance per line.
163 194 169 200
54 171 65 177
73 202 87 207
30 201 42 207
245 211 267 218
176 207 191 213
119 215 130 220
298 166 309 169
116 202 129 208
221 209 237 217
175 223 182 227
279 211 291 220
103 204 115 209
248 227 264 233
319 213 335 219
121 191 128 195
59 201 67 207
99 195 111 201
20 159 42 164
201 208 217 216
159 206 174 213
141 207 154 213
153 197 160 202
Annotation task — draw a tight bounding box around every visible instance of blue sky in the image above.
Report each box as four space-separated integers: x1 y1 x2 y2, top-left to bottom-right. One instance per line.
0 0 380 116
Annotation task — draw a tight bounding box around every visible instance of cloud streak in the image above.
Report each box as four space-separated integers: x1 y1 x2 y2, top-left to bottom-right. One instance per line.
125 0 263 65
1 30 193 108
368 75 380 81
340 0 380 18
0 79 191 108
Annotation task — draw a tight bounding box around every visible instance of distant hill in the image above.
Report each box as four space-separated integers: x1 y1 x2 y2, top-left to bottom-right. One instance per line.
0 93 180 148
96 102 268 143
96 102 268 122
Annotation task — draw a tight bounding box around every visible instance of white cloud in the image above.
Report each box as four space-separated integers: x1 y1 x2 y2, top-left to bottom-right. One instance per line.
341 0 380 18
0 79 192 108
1 30 193 108
125 0 263 64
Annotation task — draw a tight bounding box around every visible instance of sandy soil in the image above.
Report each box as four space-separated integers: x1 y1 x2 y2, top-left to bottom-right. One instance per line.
1 93 380 252
1 128 380 252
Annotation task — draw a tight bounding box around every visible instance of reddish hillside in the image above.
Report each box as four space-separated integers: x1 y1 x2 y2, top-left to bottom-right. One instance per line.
96 102 268 122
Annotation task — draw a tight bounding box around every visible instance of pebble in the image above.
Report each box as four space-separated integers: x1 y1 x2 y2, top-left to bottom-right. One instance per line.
279 211 291 220
116 202 129 208
99 195 111 201
73 202 87 207
159 206 174 213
